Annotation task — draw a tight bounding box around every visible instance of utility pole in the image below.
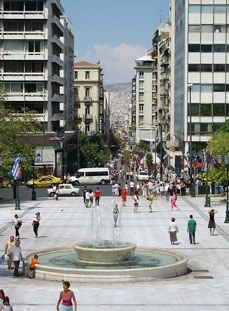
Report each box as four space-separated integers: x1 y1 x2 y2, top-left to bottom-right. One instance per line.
77 127 80 170
188 84 195 197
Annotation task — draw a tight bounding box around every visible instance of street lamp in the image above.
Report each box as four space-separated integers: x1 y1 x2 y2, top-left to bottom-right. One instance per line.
224 154 229 223
31 153 40 201
187 84 195 197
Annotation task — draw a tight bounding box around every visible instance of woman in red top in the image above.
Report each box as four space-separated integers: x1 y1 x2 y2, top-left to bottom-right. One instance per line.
57 281 77 311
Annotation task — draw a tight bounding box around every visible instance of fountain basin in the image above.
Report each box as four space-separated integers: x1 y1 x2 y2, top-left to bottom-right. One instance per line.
25 247 188 283
74 242 136 264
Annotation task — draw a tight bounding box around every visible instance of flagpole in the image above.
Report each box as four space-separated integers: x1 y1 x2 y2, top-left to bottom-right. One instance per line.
204 158 211 207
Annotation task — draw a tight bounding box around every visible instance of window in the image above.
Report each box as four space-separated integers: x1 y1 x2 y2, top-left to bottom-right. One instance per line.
4 61 23 72
200 123 212 134
27 41 41 53
4 40 24 52
202 5 213 13
189 25 201 33
214 64 225 72
4 1 23 11
139 116 144 125
201 64 212 72
139 104 144 112
139 71 144 78
202 25 213 33
213 123 222 132
226 104 229 116
214 45 225 52
214 25 226 33
214 6 226 13
200 104 212 116
188 123 200 135
213 84 225 92
189 5 201 13
85 71 90 80
5 83 23 93
85 125 90 133
139 92 144 101
201 84 212 92
188 45 200 52
85 106 90 115
75 71 78 79
192 84 200 92
201 45 212 53
25 1 43 11
213 104 225 116
139 81 144 89
188 104 199 116
25 83 43 93
25 21 43 32
188 64 201 72
85 88 90 98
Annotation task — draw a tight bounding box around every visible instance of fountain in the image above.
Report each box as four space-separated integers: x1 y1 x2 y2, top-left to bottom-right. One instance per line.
25 201 188 283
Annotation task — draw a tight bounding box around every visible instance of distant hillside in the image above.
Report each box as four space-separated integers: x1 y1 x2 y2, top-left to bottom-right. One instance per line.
104 82 131 93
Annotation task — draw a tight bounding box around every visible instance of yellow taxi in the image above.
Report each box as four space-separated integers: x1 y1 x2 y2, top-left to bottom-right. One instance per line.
2 179 14 188
26 175 62 188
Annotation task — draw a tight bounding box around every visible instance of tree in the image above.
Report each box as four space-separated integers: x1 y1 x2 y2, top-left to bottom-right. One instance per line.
138 140 150 152
0 89 41 178
146 153 153 168
79 133 110 167
123 150 131 167
206 122 229 185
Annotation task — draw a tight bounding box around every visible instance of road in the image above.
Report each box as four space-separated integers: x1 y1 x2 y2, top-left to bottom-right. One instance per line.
0 184 113 201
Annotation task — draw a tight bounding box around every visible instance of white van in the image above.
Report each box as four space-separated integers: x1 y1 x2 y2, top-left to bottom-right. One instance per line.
69 168 110 185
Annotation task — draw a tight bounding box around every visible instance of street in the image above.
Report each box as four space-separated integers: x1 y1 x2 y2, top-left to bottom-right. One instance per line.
0 184 113 202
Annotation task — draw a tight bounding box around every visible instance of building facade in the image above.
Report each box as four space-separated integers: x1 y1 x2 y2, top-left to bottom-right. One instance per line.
0 0 74 132
174 0 229 155
74 61 105 135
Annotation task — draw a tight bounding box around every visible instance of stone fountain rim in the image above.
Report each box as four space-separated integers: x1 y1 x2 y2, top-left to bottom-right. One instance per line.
74 242 137 253
25 246 189 273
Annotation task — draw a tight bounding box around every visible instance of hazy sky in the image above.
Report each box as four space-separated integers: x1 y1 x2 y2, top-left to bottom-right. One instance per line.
61 0 171 84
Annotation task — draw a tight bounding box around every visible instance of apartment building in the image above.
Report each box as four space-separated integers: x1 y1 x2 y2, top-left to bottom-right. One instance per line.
74 61 105 135
0 0 74 132
128 76 136 139
174 0 229 155
135 52 157 144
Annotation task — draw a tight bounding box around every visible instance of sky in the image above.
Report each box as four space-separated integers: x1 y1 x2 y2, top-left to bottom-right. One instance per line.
61 0 171 84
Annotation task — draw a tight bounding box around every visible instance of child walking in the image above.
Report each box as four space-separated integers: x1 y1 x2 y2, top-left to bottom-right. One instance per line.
29 255 39 279
171 193 179 211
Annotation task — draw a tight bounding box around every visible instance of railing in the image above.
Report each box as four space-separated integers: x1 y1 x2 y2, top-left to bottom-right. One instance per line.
1 10 48 18
0 31 46 37
85 114 92 120
84 97 92 102
1 73 47 79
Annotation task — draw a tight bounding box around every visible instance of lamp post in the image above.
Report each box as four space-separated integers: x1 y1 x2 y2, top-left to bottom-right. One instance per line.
224 154 229 223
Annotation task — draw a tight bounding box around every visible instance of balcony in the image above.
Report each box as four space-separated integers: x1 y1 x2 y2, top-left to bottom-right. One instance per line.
5 92 48 102
85 114 92 121
0 30 48 40
1 51 48 61
51 112 64 121
0 10 48 20
84 96 92 102
1 72 48 81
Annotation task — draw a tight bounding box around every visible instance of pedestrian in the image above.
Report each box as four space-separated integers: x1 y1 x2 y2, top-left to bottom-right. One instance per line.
94 187 101 206
52 184 57 200
171 193 179 211
114 183 120 197
29 255 39 279
121 188 127 207
165 183 170 202
0 290 5 309
32 212 40 238
208 209 218 236
168 218 179 245
142 183 147 197
113 204 119 227
83 186 87 203
130 181 135 196
133 191 139 213
89 190 94 208
112 184 116 196
126 171 130 180
55 185 59 201
124 182 129 193
85 190 90 208
56 280 77 311
148 191 154 213
4 236 14 269
64 174 67 184
130 170 133 181
11 239 23 277
0 296 14 311
187 215 197 244
159 183 164 199
11 214 22 239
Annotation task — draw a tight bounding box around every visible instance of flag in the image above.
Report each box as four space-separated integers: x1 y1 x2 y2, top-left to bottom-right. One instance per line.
12 157 20 180
206 152 222 170
201 152 207 172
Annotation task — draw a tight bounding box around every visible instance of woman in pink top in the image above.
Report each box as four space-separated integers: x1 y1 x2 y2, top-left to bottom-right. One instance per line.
57 281 77 311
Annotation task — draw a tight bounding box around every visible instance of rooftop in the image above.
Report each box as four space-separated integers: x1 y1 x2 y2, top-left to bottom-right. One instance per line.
74 61 98 67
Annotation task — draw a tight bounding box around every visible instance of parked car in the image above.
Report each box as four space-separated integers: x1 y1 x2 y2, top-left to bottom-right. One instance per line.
137 171 149 182
1 179 14 188
47 184 80 197
69 168 110 185
27 175 62 188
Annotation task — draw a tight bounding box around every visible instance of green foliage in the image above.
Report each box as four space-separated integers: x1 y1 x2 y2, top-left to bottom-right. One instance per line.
146 153 153 168
206 125 229 184
111 134 121 151
132 146 137 154
0 91 41 178
123 151 131 166
138 140 150 152
80 133 110 167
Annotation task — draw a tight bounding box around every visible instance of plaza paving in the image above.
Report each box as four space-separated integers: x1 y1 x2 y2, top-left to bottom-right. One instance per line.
0 194 229 310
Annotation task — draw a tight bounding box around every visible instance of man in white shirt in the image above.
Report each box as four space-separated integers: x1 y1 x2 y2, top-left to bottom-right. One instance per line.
130 181 135 196
5 236 14 269
11 240 23 277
